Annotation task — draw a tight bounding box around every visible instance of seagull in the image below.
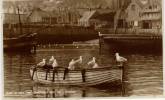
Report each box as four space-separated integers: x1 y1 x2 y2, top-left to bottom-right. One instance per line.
75 56 82 64
52 59 58 68
37 59 46 67
92 63 99 68
49 56 54 62
115 53 127 63
48 56 54 65
88 57 99 68
68 59 76 70
88 57 96 65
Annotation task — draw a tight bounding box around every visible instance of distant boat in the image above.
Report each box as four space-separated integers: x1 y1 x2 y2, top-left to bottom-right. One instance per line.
3 33 37 51
3 6 38 52
99 33 162 53
3 25 98 44
30 65 123 86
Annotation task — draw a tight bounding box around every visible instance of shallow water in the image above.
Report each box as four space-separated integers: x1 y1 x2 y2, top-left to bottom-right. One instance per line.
4 47 163 97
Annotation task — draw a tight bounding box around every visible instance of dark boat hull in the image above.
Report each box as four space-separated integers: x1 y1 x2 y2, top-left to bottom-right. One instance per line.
99 34 162 54
3 33 37 52
4 25 97 44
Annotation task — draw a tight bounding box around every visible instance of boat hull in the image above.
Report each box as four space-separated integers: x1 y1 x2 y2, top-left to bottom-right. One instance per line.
100 34 162 53
3 33 37 52
30 66 122 86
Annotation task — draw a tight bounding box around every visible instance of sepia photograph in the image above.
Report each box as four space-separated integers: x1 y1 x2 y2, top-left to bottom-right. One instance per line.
2 0 163 99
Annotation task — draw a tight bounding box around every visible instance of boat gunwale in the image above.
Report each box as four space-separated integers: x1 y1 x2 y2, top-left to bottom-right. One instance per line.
3 33 37 40
31 65 122 73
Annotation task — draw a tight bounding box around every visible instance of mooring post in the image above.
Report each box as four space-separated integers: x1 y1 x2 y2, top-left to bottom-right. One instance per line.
31 45 36 54
98 32 102 55
33 45 36 53
121 63 125 96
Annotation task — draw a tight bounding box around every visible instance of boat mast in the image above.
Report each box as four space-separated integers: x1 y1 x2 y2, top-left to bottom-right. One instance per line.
17 6 23 35
114 1 125 34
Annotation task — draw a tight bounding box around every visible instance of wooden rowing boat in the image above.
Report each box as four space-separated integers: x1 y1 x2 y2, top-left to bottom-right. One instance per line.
30 65 123 86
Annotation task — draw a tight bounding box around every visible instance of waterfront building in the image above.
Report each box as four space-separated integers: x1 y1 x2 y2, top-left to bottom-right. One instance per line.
123 0 161 34
78 9 115 28
3 0 32 14
68 10 82 25
28 8 57 24
95 10 115 28
125 0 143 29
3 13 27 24
78 10 98 27
28 8 49 24
140 0 161 29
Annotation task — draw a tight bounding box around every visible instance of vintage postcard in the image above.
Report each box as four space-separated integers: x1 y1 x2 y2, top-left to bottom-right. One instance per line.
2 0 163 99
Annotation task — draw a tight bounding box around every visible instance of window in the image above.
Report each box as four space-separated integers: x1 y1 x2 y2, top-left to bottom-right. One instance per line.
155 5 158 9
131 4 135 11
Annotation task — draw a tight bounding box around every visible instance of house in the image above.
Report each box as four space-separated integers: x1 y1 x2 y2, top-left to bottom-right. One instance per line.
3 1 30 24
68 10 81 25
125 0 162 29
78 9 116 28
140 0 162 29
3 13 28 24
3 1 31 14
125 0 144 28
78 10 98 27
56 8 70 24
47 11 58 24
55 7 81 25
93 10 116 28
28 8 49 24
28 8 57 24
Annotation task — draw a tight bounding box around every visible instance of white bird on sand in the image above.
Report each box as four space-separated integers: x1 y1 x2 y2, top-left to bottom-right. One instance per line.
37 59 46 67
75 56 82 64
52 59 58 68
88 57 99 68
115 53 127 63
68 59 76 70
